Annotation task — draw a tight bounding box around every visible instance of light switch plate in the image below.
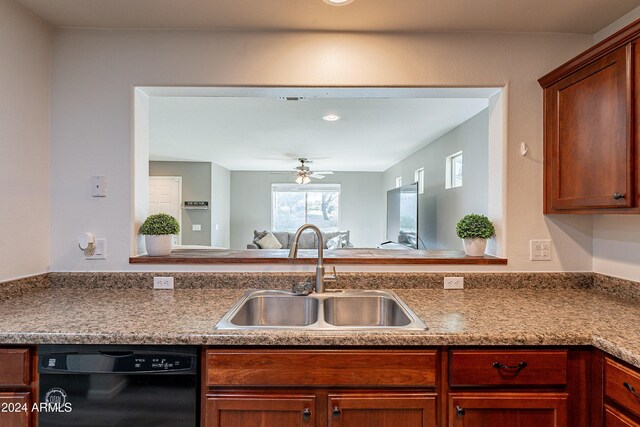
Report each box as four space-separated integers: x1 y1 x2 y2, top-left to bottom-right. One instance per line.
86 238 106 260
530 239 552 261
91 176 107 197
192 224 201 231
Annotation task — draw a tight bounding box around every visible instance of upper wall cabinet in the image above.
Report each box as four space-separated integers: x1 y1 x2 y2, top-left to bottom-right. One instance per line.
539 21 640 214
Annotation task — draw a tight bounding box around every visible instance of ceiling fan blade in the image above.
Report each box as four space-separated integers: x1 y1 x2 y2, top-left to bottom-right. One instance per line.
313 174 326 179
313 171 334 175
270 171 296 174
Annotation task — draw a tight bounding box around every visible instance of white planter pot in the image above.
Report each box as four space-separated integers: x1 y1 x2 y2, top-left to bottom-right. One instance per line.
145 235 173 256
462 238 487 257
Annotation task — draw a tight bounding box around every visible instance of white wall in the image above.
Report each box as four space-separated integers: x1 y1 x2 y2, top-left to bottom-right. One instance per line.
132 89 149 256
594 5 640 43
230 171 385 250
211 163 230 248
383 110 489 251
593 216 640 281
591 8 640 281
49 29 595 272
0 0 50 282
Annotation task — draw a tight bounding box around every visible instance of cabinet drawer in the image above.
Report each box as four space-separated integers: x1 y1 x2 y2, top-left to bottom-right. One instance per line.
206 350 437 387
606 357 640 417
0 392 31 427
0 349 30 387
449 349 567 386
605 404 640 427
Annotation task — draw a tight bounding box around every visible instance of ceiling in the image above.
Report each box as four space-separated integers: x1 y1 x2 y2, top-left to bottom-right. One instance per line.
148 93 491 172
16 0 640 33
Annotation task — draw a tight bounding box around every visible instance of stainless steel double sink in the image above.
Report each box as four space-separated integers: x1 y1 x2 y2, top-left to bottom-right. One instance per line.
215 289 427 331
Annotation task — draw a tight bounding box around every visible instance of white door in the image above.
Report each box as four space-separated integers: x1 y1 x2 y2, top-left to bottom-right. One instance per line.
148 176 182 245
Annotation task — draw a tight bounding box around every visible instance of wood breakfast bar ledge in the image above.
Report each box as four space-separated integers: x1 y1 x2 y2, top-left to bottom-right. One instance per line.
129 248 507 265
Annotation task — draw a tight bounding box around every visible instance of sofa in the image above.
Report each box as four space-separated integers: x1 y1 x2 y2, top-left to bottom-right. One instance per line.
247 230 353 249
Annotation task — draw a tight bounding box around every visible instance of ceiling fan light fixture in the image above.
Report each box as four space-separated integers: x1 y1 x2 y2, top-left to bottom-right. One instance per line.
322 114 341 122
303 176 311 184
323 0 355 5
295 175 304 184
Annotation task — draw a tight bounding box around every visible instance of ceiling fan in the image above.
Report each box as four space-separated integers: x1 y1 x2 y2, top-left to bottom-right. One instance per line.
271 158 334 184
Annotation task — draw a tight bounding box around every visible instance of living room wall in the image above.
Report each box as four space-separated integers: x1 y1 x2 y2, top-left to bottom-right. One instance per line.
230 171 385 250
211 162 231 249
149 161 212 246
383 109 489 251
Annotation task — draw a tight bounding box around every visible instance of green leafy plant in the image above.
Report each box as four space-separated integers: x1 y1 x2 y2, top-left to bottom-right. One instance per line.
139 213 180 235
456 214 495 240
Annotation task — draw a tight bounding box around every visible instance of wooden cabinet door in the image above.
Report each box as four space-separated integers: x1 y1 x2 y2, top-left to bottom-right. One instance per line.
0 392 31 427
448 392 568 427
205 393 316 427
0 349 30 387
545 45 633 212
328 392 437 427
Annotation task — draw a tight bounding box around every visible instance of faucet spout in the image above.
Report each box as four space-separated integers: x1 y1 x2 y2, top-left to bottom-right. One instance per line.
288 224 332 293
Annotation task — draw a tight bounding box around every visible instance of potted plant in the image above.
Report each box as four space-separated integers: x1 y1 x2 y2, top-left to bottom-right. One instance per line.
456 214 495 256
139 213 180 256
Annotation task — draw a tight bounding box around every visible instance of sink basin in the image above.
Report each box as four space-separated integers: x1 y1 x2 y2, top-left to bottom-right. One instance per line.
230 294 318 326
215 289 426 331
323 295 411 327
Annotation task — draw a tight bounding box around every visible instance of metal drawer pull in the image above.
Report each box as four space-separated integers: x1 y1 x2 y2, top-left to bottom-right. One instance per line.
456 405 465 416
624 382 640 398
613 192 625 200
332 406 341 417
302 408 311 421
492 361 528 370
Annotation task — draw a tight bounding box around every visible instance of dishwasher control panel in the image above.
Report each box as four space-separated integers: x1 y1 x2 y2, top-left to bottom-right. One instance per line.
40 352 195 373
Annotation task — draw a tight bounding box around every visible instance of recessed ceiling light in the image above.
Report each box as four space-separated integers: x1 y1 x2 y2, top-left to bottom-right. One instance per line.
323 0 355 6
322 114 341 122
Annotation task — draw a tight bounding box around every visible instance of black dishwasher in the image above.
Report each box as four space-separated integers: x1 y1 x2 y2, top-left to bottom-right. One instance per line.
38 345 198 427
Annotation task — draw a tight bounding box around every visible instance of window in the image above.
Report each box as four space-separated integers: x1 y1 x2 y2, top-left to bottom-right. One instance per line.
414 168 424 194
395 176 403 188
445 151 463 189
272 184 340 232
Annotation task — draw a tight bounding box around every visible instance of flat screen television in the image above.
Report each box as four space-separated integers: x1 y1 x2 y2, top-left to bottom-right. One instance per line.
386 183 418 249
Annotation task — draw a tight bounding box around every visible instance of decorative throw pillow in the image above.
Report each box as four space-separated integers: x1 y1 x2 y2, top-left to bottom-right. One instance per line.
326 235 341 250
255 231 283 249
326 234 347 250
253 230 268 246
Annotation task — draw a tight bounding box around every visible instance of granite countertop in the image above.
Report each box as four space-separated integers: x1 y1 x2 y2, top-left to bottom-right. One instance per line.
0 286 638 368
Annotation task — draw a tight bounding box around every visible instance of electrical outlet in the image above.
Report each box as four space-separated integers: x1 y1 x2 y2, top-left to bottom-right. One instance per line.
153 277 174 290
530 239 552 261
444 277 464 290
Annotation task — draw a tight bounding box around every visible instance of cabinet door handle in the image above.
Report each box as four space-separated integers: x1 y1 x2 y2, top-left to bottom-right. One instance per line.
492 361 527 370
332 406 341 417
456 405 465 416
624 382 640 398
613 192 625 200
302 408 311 421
